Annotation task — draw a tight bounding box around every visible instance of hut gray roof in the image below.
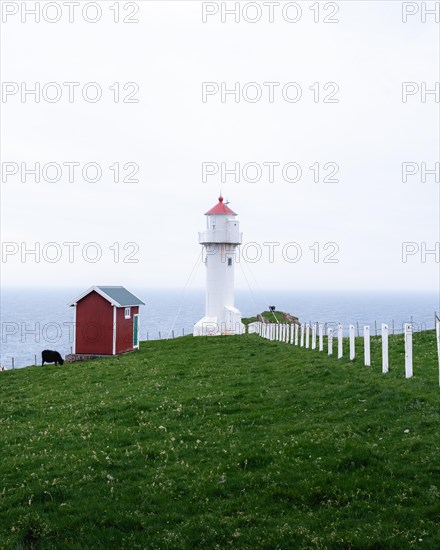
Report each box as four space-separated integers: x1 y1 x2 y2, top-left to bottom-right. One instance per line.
68 286 145 307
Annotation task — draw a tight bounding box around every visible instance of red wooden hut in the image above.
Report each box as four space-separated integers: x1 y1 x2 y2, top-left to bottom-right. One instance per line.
68 286 145 355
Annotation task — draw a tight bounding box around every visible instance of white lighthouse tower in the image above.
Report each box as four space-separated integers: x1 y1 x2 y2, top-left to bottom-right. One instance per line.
194 196 245 336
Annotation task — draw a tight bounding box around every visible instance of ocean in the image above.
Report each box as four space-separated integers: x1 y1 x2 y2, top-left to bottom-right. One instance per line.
0 288 438 370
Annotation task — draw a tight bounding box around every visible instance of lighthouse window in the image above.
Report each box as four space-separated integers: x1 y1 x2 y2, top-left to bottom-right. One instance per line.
125 307 131 319
228 258 232 266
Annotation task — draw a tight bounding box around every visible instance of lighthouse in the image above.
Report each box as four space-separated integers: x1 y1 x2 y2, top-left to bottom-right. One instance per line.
194 196 245 336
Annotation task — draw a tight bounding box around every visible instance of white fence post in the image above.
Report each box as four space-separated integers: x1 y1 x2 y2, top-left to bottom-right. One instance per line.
404 323 413 378
349 324 355 361
311 323 317 350
285 324 289 343
300 324 305 347
295 323 299 346
318 323 324 352
338 324 343 359
305 324 310 349
364 325 370 367
436 321 440 386
381 323 388 374
290 324 294 345
328 327 333 355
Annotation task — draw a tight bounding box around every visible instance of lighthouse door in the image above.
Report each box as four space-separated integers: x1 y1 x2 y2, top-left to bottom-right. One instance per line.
226 310 232 332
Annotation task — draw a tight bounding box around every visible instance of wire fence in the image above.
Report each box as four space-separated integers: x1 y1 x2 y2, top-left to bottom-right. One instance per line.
2 314 439 372
0 327 191 371
1 354 41 371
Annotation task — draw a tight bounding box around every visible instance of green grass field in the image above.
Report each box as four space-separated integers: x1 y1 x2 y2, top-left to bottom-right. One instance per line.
0 329 439 549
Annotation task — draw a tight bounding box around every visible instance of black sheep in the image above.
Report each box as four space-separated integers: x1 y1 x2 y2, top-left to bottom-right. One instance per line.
42 350 64 366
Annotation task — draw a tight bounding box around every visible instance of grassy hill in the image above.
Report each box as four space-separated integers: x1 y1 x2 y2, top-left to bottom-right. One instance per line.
242 311 295 325
0 331 439 549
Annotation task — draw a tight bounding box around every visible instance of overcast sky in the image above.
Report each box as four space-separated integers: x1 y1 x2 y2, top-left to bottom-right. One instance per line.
1 1 439 292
